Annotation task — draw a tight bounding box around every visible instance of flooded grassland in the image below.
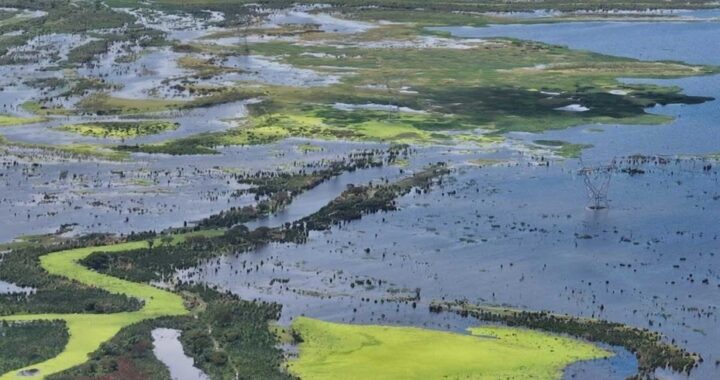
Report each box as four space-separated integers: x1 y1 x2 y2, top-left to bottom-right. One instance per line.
0 2 718 380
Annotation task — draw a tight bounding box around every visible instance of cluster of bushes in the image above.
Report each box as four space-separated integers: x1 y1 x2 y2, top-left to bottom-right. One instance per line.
176 286 292 380
299 163 448 231
200 149 403 228
0 320 68 375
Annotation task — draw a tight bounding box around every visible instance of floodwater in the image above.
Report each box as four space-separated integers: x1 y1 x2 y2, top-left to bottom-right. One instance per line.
180 14 720 380
432 15 720 65
262 7 375 34
431 14 720 161
0 6 718 380
152 328 209 380
185 154 718 379
0 279 33 294
0 139 387 242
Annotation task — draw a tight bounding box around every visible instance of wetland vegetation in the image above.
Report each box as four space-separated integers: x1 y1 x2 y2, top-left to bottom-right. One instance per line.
0 1 718 379
289 317 609 380
430 301 702 378
0 160 449 379
58 121 179 139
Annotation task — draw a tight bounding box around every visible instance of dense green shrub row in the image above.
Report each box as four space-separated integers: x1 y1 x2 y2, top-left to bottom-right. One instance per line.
0 320 68 375
431 301 702 377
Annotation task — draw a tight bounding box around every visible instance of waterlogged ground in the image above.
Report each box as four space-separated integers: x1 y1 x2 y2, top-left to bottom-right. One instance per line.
182 152 719 379
0 3 718 380
151 328 209 380
177 10 719 380
0 139 386 242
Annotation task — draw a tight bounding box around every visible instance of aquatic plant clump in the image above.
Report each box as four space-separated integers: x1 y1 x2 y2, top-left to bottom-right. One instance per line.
289 317 609 380
57 121 179 138
0 115 46 127
430 301 702 377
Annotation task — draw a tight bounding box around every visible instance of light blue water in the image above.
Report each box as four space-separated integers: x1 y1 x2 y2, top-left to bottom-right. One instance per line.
432 18 720 64
432 15 720 159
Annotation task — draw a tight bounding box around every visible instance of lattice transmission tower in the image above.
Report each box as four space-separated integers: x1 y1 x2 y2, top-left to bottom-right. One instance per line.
578 159 616 210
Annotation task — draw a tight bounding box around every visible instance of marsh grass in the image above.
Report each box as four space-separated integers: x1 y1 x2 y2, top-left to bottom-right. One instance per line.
289 317 609 380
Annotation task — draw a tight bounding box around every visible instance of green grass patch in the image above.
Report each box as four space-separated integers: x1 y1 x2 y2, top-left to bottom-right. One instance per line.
76 88 263 116
534 140 594 158
21 102 73 117
0 231 222 379
289 317 609 380
432 301 702 376
58 121 179 138
118 105 501 155
77 94 186 116
0 115 46 127
297 143 324 153
0 132 131 161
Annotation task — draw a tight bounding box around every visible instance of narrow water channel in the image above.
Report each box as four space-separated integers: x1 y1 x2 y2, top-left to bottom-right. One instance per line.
152 328 209 380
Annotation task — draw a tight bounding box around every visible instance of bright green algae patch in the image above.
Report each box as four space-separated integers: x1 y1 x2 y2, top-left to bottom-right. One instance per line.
289 317 610 380
0 232 221 379
119 106 502 155
0 115 46 127
57 121 179 138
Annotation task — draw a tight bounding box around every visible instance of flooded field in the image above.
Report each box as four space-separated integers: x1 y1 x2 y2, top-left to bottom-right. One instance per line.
185 155 719 379
0 2 718 380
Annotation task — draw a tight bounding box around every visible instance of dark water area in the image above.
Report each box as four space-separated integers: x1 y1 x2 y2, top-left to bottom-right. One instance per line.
152 328 209 380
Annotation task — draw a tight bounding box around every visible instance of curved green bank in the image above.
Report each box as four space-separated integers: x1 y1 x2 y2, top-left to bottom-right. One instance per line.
290 317 610 380
0 234 211 379
1 232 609 379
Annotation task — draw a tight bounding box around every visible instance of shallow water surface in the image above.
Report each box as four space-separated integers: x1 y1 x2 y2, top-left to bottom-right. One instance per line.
433 18 720 64
434 17 720 160
186 157 719 379
152 328 209 380
0 8 719 380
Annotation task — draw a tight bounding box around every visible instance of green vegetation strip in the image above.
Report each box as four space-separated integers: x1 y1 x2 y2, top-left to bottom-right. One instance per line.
57 121 179 138
431 301 702 377
0 232 220 379
289 317 609 380
0 115 46 127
